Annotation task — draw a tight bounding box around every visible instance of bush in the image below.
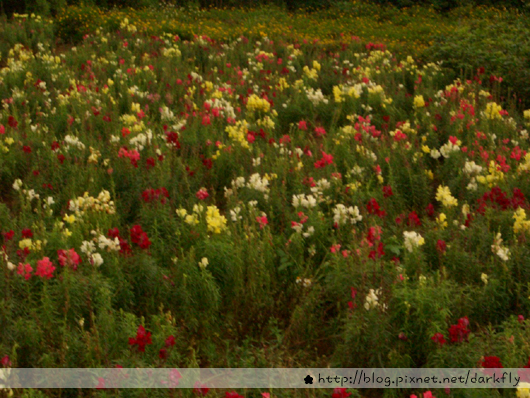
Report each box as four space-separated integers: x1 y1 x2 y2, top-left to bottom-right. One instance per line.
427 17 530 108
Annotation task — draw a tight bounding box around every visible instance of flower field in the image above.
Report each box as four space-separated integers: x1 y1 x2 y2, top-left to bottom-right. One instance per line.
2 6 530 398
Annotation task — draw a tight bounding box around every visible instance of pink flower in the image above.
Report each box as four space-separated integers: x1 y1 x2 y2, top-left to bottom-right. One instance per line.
314 127 326 137
17 262 33 280
96 377 106 389
196 188 209 200
1 355 11 367
423 392 436 398
194 381 209 396
431 333 446 346
256 215 268 229
35 257 55 279
57 248 81 270
330 244 341 253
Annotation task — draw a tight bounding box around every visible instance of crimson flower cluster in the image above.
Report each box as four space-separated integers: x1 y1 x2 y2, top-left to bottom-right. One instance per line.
367 198 386 218
477 186 528 215
128 325 152 352
314 151 334 168
332 388 352 398
130 225 152 249
432 316 471 346
141 187 169 204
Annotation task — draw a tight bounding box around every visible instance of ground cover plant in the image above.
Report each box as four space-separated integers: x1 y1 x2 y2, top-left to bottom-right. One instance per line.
2 4 530 398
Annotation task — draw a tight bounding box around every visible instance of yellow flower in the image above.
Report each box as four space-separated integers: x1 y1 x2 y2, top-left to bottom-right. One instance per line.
514 207 530 234
422 145 430 154
333 86 343 103
436 213 448 229
19 239 33 250
206 205 227 234
436 185 458 207
524 110 530 120
484 102 503 120
426 170 434 180
63 214 76 224
413 95 425 109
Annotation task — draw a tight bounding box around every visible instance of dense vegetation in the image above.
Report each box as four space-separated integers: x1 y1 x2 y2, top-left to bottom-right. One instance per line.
1 2 530 398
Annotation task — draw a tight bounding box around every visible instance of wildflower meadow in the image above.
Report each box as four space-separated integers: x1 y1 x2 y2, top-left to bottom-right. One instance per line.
2 1 530 398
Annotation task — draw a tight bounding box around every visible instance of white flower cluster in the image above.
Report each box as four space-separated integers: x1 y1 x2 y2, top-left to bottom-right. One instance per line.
96 235 120 252
80 240 104 267
403 231 425 252
64 135 86 150
291 222 314 238
306 88 329 106
491 233 510 261
464 161 483 175
129 129 153 151
364 288 387 311
68 190 116 215
440 140 460 158
296 276 312 287
292 194 317 209
332 204 362 225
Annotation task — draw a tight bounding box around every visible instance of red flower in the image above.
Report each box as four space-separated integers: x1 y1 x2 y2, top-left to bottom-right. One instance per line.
57 248 81 270
8 116 17 128
226 392 244 398
128 325 152 352
3 230 14 241
436 240 447 254
426 203 435 218
408 211 421 227
130 225 151 249
256 215 268 229
194 381 209 396
431 333 446 346
1 355 11 367
159 348 168 360
314 151 334 168
481 356 503 368
382 185 393 198
21 228 33 238
332 388 352 398
298 120 308 130
196 188 209 200
165 335 176 347
17 262 33 280
448 317 470 343
35 257 55 279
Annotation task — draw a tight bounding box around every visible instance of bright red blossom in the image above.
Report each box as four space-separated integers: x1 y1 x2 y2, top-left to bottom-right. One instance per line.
128 325 152 352
35 257 55 279
57 248 81 270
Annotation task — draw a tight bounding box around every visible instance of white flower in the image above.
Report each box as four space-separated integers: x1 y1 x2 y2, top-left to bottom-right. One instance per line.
230 207 242 222
403 231 425 252
80 240 96 255
303 226 315 238
91 253 103 267
199 257 209 269
430 149 441 159
13 179 22 191
464 161 483 176
364 288 380 310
